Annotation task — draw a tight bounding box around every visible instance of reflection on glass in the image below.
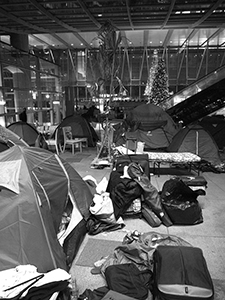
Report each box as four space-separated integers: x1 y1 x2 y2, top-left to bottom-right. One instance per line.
169 65 225 105
0 41 63 127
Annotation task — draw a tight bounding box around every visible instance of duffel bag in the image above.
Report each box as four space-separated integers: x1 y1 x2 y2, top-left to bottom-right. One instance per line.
153 245 214 300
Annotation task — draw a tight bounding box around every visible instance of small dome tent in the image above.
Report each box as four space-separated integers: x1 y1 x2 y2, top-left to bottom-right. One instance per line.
0 141 9 152
7 121 39 146
199 116 225 151
167 124 221 165
55 113 99 147
0 124 28 149
117 103 178 150
0 145 93 272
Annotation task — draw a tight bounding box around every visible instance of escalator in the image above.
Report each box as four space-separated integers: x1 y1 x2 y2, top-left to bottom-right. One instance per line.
166 65 225 125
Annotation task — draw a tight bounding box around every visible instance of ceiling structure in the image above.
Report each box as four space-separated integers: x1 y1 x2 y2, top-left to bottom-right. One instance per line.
0 0 225 51
0 0 225 122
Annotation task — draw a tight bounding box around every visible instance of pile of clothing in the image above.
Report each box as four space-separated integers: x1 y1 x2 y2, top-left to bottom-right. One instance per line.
84 155 204 235
78 231 213 300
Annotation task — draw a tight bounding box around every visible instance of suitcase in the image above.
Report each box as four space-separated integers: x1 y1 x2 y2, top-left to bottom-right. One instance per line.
173 176 207 194
153 245 214 300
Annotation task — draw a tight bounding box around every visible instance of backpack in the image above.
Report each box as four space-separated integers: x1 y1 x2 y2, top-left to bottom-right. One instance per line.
160 178 203 225
160 178 198 203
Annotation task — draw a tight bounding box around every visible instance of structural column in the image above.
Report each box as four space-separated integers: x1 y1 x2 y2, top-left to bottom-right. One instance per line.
10 33 33 123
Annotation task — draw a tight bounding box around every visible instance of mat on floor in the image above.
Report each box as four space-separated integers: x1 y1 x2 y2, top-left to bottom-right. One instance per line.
65 153 91 162
75 238 122 267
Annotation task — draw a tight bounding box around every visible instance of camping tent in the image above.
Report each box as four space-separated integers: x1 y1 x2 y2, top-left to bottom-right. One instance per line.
0 125 28 152
167 124 221 165
55 113 99 147
199 116 225 151
7 121 39 146
116 103 178 150
0 141 9 152
0 145 93 272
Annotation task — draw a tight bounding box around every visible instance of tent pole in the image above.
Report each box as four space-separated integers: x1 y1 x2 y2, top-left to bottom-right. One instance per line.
34 193 58 269
196 131 199 155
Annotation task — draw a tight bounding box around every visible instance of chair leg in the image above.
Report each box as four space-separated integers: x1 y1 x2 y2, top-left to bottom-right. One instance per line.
79 142 82 152
72 144 75 155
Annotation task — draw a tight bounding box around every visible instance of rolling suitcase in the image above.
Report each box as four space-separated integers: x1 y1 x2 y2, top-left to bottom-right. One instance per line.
153 245 214 300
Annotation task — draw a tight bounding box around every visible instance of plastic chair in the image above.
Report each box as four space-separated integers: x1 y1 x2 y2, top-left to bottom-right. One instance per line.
46 128 62 155
62 126 87 154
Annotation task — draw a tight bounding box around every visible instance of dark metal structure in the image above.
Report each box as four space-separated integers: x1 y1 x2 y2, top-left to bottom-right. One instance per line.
1 0 225 124
0 0 225 50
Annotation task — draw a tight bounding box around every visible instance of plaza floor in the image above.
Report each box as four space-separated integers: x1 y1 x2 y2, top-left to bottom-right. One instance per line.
59 147 225 300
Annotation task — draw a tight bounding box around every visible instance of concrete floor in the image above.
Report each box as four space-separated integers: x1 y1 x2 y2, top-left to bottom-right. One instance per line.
60 147 225 300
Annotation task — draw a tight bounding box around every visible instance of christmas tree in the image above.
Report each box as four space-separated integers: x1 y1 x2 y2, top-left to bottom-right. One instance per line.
150 57 170 106
144 50 171 109
144 49 159 98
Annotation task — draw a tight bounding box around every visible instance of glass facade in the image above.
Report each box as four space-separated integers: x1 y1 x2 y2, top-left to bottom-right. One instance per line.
0 41 63 127
1 38 225 127
56 46 225 113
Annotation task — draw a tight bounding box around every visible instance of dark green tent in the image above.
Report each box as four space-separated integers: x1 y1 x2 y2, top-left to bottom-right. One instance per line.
0 145 92 272
55 113 99 147
199 116 225 151
167 124 221 165
7 121 38 146
124 103 179 150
